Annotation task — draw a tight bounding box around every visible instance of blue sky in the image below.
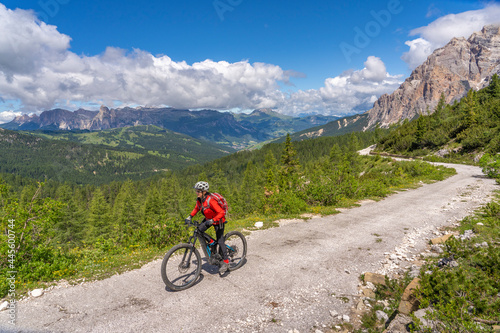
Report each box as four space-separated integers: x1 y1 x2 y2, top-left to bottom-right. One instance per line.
0 0 499 122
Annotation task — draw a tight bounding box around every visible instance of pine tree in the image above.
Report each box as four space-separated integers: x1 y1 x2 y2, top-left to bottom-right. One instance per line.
415 115 427 144
143 186 163 219
279 133 301 190
112 180 141 242
19 184 37 206
264 150 278 191
159 174 187 219
462 89 478 128
435 93 447 113
87 188 112 241
486 73 500 98
54 184 85 245
347 133 360 153
209 169 229 196
238 161 263 214
329 143 342 165
197 172 208 183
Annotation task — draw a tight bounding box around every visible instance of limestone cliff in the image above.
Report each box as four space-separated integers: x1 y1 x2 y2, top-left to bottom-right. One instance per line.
366 24 500 128
89 106 117 130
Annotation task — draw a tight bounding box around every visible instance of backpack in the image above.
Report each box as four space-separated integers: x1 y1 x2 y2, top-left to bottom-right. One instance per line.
204 192 229 215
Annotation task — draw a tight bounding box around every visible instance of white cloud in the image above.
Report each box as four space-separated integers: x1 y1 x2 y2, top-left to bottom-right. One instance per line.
402 3 500 69
0 110 22 124
0 5 70 78
276 56 402 116
401 38 434 70
0 4 401 119
0 4 292 113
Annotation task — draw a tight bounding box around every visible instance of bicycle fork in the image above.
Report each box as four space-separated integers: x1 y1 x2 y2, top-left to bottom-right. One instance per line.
181 235 199 269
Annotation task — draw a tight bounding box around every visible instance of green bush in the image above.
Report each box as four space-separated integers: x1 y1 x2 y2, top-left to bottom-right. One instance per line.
138 216 189 249
265 191 307 215
414 195 500 332
479 153 500 183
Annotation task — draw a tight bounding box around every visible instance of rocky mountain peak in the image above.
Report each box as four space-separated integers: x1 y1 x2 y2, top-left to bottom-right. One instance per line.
472 24 500 40
366 24 500 128
13 113 38 124
99 105 109 114
89 105 117 130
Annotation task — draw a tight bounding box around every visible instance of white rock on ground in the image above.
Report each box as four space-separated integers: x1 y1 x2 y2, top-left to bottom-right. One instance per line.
31 289 43 298
0 301 9 311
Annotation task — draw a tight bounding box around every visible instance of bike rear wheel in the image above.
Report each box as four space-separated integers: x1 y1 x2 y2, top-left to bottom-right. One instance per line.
224 231 247 271
161 243 202 291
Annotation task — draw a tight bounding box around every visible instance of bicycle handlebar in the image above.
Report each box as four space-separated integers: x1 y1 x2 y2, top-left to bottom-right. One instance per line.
185 220 200 228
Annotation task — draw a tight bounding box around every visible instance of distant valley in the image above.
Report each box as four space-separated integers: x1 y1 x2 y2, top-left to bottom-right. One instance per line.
0 109 338 184
0 126 232 184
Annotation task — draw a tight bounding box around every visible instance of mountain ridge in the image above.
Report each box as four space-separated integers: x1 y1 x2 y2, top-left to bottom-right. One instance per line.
1 106 338 149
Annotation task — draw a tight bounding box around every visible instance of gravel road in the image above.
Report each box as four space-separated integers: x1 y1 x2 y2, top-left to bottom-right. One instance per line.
1 162 498 333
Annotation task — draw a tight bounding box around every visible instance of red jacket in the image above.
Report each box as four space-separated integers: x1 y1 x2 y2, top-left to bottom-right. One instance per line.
190 194 226 225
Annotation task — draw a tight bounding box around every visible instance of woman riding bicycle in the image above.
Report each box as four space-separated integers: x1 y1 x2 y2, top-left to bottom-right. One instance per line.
185 181 229 274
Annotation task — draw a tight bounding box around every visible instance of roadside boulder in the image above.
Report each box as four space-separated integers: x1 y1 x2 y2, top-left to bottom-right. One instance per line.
398 278 421 315
413 307 439 331
362 288 376 298
376 310 389 322
383 314 412 333
364 272 387 286
430 234 452 245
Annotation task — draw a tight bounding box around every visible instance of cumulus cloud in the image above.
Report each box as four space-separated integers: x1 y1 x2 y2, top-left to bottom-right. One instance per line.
0 4 401 120
402 3 500 69
0 4 291 114
401 38 434 70
0 110 22 124
276 56 402 116
0 5 70 78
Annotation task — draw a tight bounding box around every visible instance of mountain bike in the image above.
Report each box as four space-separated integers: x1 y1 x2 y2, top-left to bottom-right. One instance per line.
161 220 247 291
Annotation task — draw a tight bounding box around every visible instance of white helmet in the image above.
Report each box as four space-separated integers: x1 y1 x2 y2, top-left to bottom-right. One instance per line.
194 181 209 192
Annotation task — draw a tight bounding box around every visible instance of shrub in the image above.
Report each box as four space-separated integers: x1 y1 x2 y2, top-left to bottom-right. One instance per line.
265 191 307 215
479 153 500 183
414 195 500 332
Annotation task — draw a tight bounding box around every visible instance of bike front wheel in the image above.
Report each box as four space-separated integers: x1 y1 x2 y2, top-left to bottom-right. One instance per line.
161 243 202 291
224 231 247 271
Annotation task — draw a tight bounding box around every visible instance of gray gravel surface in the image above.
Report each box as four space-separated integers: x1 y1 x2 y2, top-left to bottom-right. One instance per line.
1 163 497 333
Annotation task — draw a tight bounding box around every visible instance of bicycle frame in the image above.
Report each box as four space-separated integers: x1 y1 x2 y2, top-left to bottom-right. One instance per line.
186 221 218 264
